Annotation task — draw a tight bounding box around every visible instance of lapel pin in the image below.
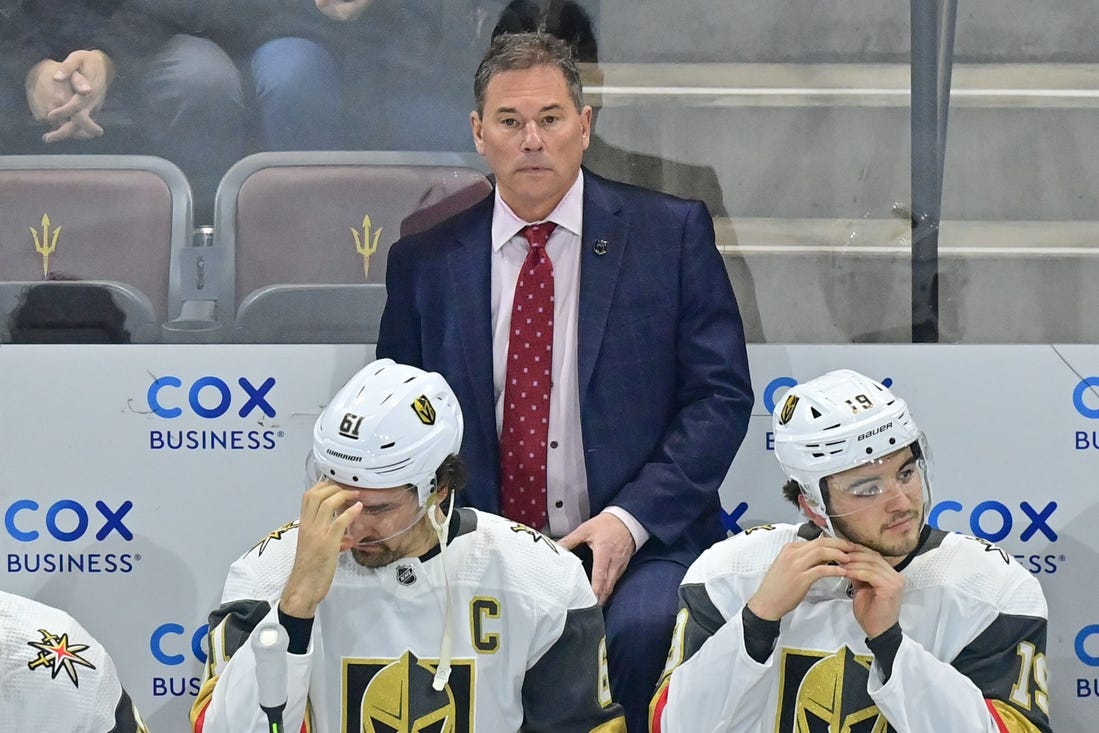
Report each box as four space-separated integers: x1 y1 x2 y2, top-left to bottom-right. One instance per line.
593 239 609 256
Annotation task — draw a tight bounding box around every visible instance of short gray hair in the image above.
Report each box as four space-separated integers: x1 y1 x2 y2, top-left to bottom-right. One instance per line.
473 31 584 116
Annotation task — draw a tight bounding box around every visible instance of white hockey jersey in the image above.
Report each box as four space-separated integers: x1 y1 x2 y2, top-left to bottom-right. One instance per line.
192 508 625 733
651 523 1051 733
0 590 147 733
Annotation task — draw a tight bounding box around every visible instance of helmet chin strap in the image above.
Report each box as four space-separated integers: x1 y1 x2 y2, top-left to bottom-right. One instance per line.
425 489 455 691
802 498 843 539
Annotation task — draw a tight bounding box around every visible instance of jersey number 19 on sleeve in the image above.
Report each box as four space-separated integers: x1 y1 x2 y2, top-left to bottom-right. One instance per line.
1009 641 1049 715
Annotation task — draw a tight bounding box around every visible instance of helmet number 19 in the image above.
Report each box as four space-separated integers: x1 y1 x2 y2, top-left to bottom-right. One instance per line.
844 394 874 413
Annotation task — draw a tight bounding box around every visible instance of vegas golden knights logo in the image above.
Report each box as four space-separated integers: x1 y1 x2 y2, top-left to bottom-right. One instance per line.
26 629 96 686
412 396 436 426
29 213 62 277
776 646 891 732
352 214 383 280
344 652 473 733
779 395 799 426
249 520 300 556
509 524 559 553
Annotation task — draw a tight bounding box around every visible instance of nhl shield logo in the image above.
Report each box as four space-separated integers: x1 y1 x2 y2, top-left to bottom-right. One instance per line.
396 564 417 586
779 394 799 425
412 395 436 425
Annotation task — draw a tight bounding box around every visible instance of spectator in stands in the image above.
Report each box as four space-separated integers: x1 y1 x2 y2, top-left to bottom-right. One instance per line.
0 0 245 225
0 590 147 731
337 0 508 151
7 279 131 344
180 0 487 156
376 31 753 732
192 0 375 153
169 0 492 155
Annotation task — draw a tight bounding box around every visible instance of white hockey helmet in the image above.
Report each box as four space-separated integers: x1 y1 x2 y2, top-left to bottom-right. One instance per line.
772 369 922 511
311 359 463 505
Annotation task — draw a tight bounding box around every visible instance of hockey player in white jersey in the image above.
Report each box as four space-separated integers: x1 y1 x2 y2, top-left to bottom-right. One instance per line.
191 358 626 733
0 590 147 732
650 369 1051 733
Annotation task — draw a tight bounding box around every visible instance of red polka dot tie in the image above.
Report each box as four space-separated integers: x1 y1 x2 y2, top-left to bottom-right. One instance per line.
499 223 557 529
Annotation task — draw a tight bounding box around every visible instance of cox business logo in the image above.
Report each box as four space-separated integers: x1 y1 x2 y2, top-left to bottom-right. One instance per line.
1072 625 1099 698
927 500 1062 575
150 622 208 697
720 502 749 535
761 375 895 450
4 498 139 574
145 375 284 452
1072 377 1099 450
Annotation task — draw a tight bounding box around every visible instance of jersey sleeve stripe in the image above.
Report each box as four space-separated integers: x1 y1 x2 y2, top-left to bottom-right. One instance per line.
987 699 1049 733
189 675 217 732
107 688 146 733
648 678 670 733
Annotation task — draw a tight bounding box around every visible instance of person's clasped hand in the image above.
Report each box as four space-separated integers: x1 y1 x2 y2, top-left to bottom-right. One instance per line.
27 50 114 143
315 0 374 22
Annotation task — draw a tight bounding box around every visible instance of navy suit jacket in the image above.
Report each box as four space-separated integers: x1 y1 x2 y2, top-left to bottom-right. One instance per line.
377 169 752 564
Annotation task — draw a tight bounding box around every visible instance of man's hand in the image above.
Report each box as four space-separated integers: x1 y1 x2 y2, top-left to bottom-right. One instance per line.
41 50 114 142
844 546 905 639
25 59 76 122
747 536 854 621
279 481 363 619
559 513 636 605
315 0 374 21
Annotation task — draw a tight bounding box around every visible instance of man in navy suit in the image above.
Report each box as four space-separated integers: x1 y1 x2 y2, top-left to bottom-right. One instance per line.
377 31 752 731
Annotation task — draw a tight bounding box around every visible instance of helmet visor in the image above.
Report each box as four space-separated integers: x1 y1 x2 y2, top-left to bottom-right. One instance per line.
344 501 428 548
305 450 431 549
305 449 322 488
821 439 931 520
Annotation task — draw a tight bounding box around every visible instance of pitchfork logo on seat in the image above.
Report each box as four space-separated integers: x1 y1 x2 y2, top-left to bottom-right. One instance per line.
352 213 383 279
29 213 62 277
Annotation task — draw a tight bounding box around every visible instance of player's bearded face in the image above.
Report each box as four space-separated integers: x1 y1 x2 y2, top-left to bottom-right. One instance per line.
340 486 435 568
824 446 926 561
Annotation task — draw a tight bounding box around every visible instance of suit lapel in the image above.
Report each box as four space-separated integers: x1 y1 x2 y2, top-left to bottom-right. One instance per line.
577 170 628 400
447 196 498 463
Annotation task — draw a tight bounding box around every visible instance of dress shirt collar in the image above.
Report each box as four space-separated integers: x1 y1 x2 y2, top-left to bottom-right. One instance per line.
490 171 584 252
